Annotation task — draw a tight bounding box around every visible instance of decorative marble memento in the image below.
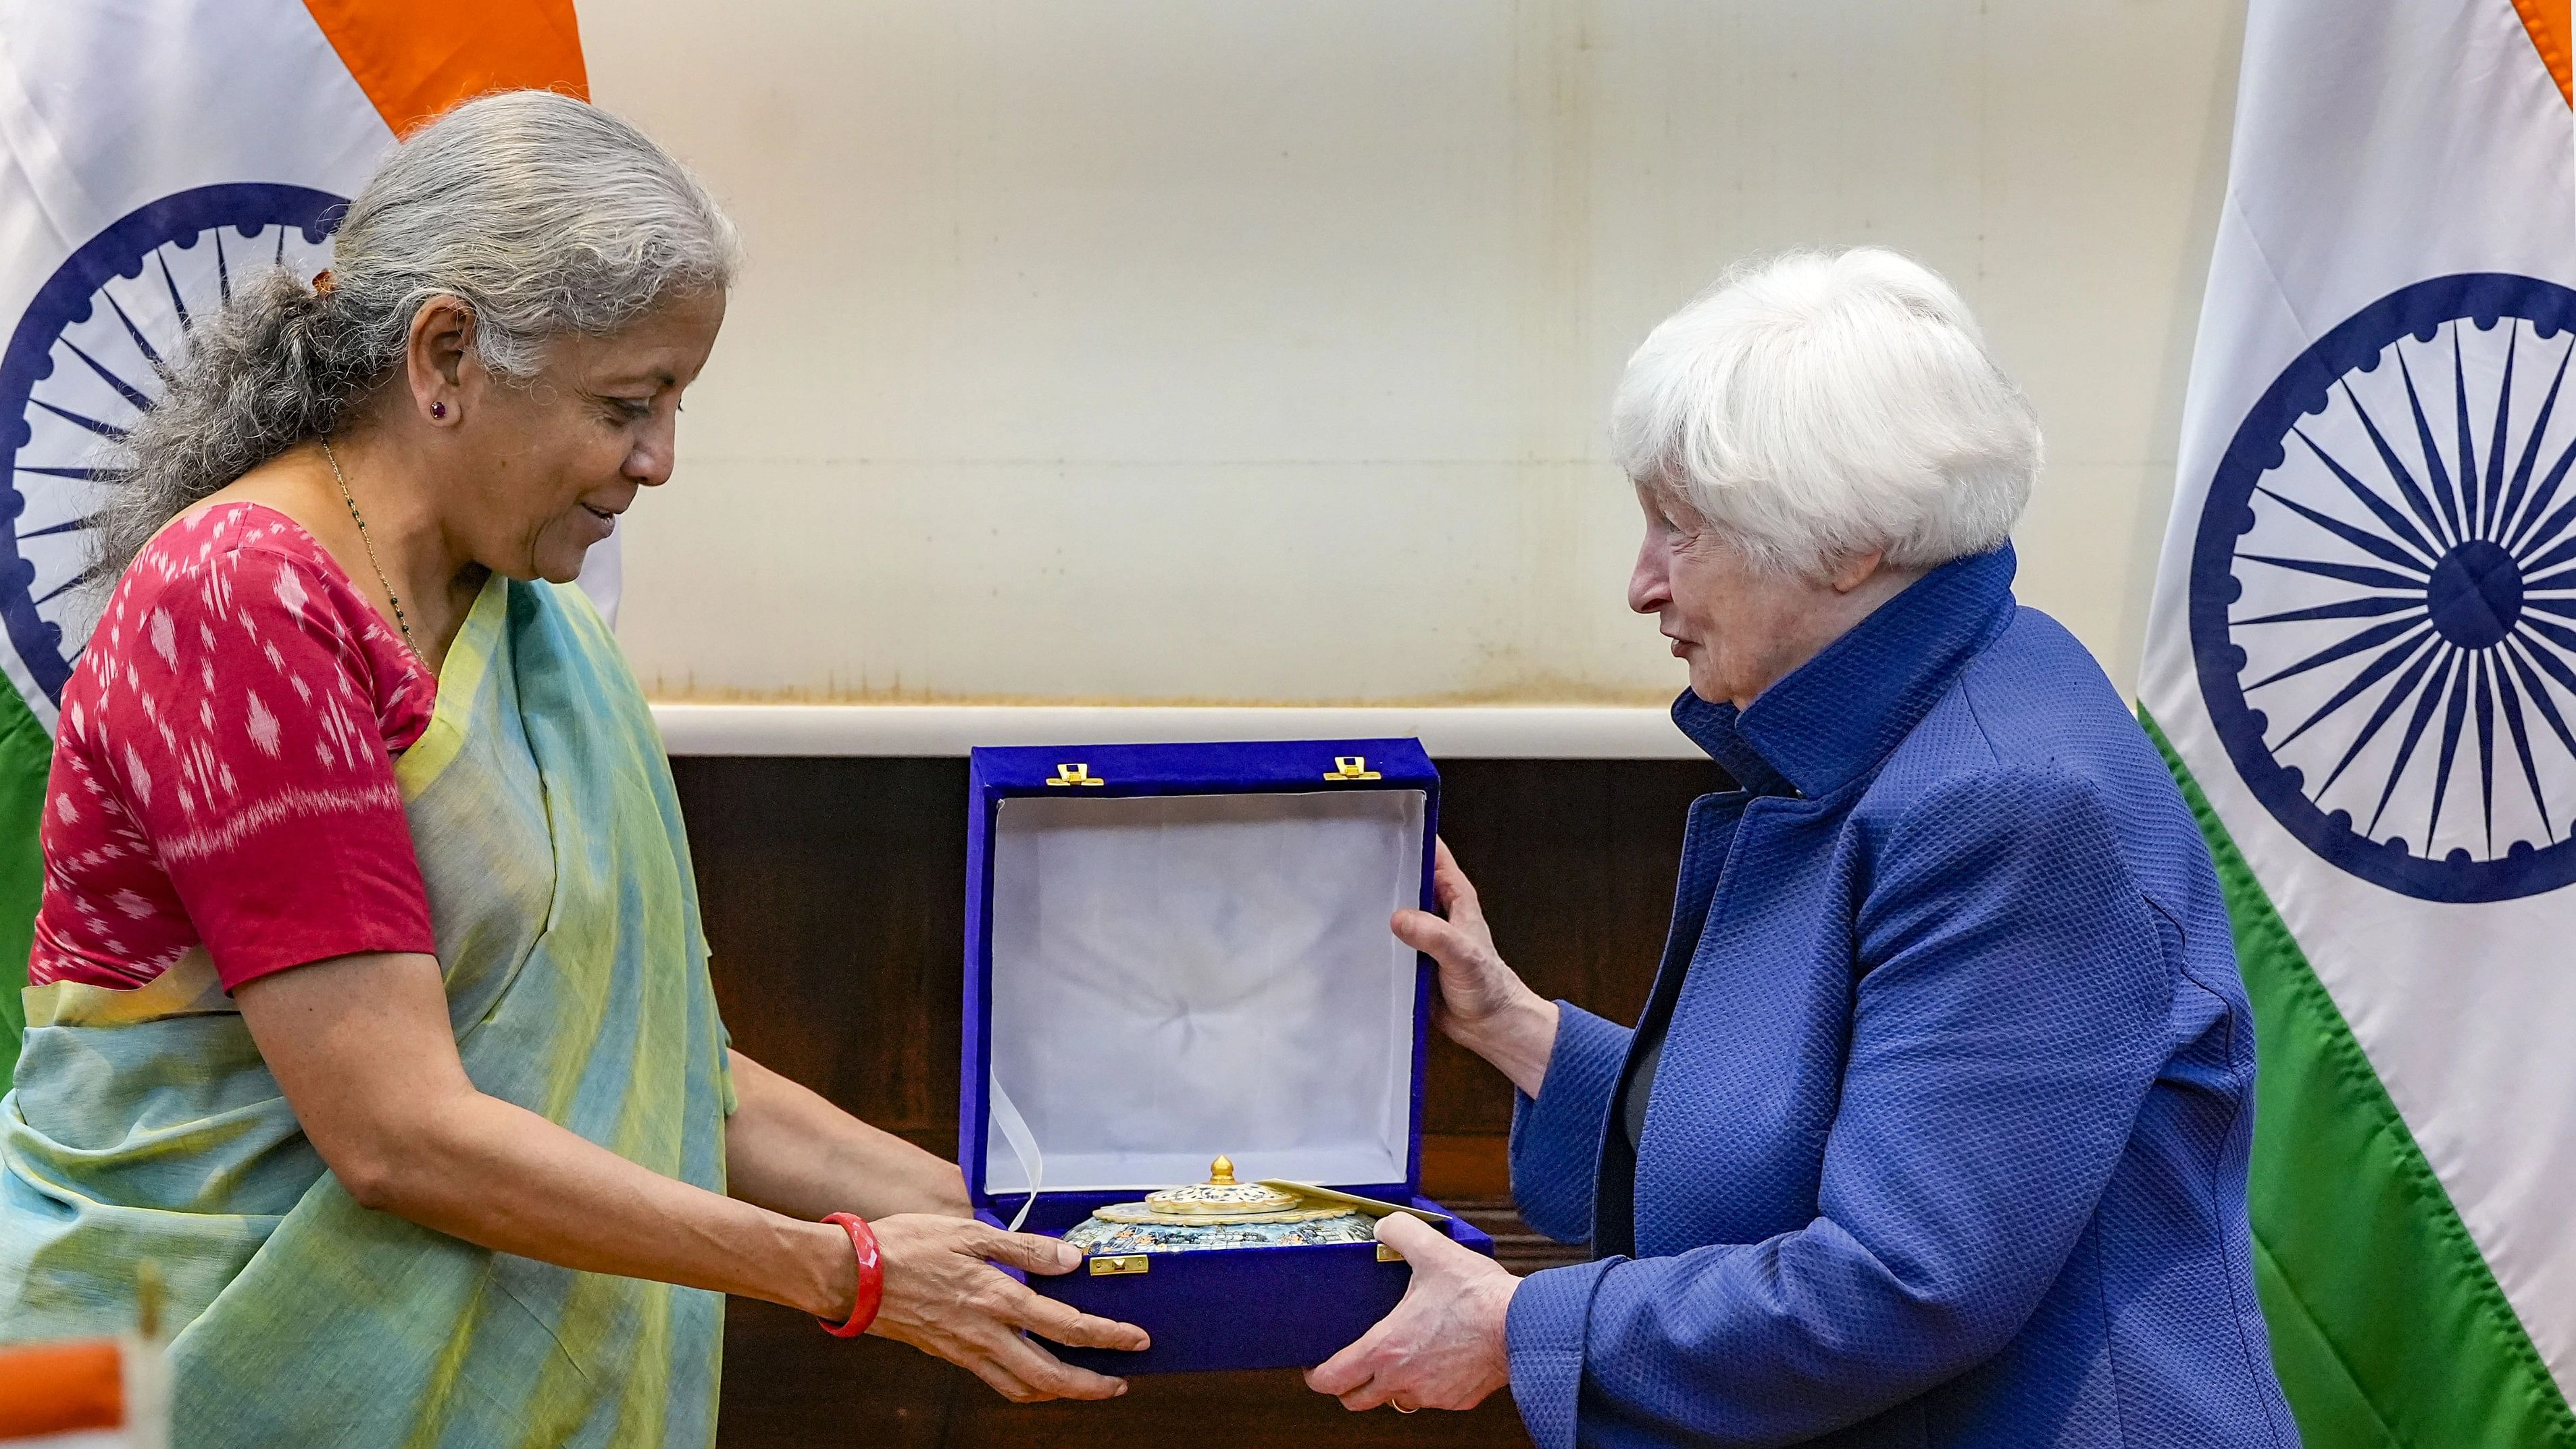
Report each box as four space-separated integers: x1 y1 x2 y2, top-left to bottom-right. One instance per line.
963 739 1496 1375
1061 1156 1376 1255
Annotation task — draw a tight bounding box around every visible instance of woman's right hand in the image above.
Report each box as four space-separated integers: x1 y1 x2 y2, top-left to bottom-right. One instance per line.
1392 839 1561 1098
864 1215 1150 1402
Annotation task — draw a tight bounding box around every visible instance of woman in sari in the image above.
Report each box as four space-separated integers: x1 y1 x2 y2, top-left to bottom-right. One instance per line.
0 92 1142 1445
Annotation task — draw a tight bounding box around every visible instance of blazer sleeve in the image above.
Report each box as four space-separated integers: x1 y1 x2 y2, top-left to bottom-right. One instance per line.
1508 1002 1634 1244
1504 767 2175 1448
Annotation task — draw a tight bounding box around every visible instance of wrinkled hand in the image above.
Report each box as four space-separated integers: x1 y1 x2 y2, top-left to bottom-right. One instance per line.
1392 840 1558 1095
1305 1215 1517 1413
867 1215 1149 1402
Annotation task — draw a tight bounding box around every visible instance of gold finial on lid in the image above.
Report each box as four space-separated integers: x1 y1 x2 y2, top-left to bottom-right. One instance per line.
1115 1156 1307 1223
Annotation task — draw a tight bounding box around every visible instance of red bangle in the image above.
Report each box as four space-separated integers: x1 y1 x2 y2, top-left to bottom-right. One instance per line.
817 1212 883 1338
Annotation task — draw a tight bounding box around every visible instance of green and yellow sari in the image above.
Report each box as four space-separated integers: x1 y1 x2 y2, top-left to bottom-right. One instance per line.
0 576 734 1448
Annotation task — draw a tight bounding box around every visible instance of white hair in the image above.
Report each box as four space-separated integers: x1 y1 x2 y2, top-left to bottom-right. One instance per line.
1610 247 2040 576
103 90 740 581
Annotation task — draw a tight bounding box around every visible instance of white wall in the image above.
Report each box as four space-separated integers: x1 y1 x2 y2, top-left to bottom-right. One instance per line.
583 0 2246 707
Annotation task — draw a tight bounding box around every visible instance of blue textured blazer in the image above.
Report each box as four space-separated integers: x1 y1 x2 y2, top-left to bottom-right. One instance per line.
1503 546 2298 1448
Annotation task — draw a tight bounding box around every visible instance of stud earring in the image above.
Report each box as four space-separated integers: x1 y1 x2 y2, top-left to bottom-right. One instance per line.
431 401 447 419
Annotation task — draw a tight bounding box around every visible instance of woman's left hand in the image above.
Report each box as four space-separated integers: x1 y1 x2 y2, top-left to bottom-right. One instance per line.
1396 840 1559 1097
1304 1214 1517 1413
867 1215 1148 1402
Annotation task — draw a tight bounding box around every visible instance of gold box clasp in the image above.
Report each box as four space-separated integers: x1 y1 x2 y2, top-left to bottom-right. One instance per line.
1375 1243 1404 1263
1088 1254 1150 1276
1047 763 1106 788
1323 755 1382 782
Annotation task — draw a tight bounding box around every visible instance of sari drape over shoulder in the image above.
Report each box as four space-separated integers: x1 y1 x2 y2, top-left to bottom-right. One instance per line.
0 576 734 1448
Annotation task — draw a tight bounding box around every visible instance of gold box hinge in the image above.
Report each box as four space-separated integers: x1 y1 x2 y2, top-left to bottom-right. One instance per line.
1047 763 1105 788
1088 1254 1151 1276
1323 755 1382 782
1375 1243 1404 1263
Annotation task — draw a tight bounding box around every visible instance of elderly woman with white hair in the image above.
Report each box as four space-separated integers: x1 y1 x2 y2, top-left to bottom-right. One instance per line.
0 93 1142 1445
1308 249 2298 1447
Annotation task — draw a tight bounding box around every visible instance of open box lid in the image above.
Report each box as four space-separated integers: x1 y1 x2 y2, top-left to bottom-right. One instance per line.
963 740 1438 1215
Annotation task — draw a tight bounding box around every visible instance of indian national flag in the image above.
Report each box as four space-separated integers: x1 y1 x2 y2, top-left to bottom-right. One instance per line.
2140 0 2576 1442
0 1 590 1078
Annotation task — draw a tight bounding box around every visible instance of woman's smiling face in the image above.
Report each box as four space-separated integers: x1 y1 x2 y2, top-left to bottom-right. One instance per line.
455 288 726 584
1627 482 1913 711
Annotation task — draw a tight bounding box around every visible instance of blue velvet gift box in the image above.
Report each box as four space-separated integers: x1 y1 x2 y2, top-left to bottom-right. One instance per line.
961 738 1495 1375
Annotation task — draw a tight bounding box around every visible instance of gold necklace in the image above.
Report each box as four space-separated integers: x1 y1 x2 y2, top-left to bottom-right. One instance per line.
319 438 425 664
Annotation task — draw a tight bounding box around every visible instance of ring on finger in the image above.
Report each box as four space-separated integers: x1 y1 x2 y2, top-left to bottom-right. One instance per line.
1392 1400 1418 1415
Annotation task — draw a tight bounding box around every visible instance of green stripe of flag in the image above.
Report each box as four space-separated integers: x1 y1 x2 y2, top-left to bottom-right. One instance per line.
0 679 45 1085
2142 708 2575 1448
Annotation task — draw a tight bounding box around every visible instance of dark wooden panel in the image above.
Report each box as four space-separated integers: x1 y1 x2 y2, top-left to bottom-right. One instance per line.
676 757 972 1138
671 754 1723 1449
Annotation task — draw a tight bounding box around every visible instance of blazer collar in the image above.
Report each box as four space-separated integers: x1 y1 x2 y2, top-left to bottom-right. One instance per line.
1670 543 2019 799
